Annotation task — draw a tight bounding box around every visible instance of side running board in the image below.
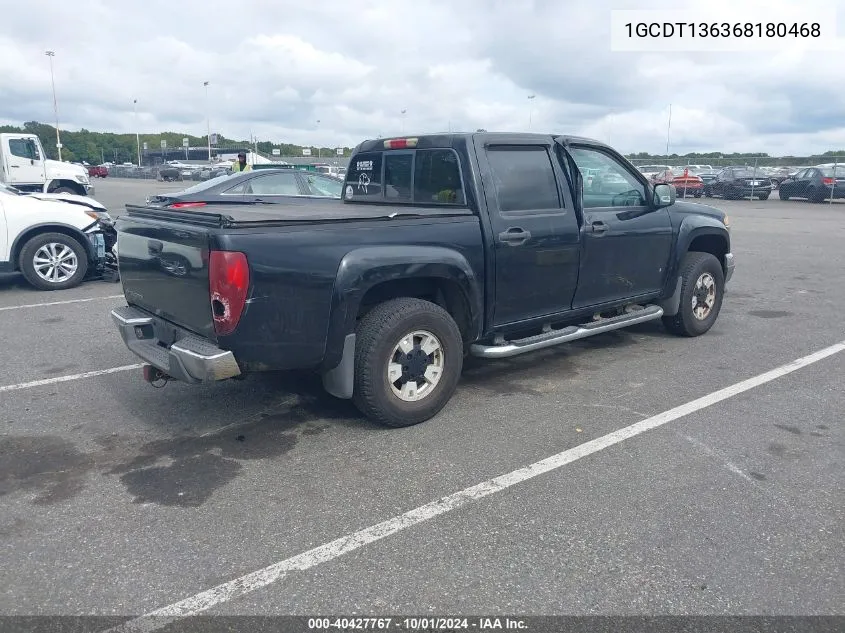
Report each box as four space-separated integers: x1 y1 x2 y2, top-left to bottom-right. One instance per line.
470 305 664 359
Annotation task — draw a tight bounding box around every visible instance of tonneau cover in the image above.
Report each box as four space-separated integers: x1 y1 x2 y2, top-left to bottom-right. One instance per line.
124 198 473 227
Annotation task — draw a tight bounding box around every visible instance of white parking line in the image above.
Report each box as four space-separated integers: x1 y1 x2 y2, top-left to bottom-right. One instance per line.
0 294 124 312
108 340 845 633
0 364 144 393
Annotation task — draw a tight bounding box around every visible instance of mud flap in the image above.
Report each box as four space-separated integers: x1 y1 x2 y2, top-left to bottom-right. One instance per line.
322 334 356 399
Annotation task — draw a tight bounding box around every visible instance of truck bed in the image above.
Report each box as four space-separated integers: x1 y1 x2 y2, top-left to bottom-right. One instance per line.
115 201 485 364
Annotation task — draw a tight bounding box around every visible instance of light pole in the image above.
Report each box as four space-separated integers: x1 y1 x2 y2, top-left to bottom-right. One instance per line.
527 94 535 131
665 103 672 156
45 51 62 161
204 81 211 161
316 120 321 159
401 109 407 134
133 99 141 166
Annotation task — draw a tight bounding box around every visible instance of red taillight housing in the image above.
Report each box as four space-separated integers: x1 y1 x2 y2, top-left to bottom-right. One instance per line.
209 251 250 336
822 177 835 186
169 201 207 209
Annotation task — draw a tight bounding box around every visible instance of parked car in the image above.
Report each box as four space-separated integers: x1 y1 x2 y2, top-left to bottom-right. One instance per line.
111 132 734 428
157 166 182 182
696 169 721 188
704 167 772 200
0 183 112 290
88 165 109 178
668 167 704 198
144 168 344 208
777 166 845 202
636 164 673 182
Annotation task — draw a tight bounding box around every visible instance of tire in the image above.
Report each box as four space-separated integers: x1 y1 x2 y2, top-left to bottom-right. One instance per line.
779 189 790 200
662 252 725 337
694 191 702 198
18 232 89 291
757 192 770 200
704 187 712 198
51 186 76 194
352 297 463 428
724 186 739 200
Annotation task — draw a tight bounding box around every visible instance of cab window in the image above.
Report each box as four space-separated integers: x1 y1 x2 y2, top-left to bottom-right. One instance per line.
9 139 38 160
414 149 464 204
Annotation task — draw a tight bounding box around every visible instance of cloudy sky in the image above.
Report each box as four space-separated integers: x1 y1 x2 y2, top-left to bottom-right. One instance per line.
1 0 843 155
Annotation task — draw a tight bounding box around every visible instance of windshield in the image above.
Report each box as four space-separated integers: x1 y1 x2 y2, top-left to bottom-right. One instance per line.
733 169 764 178
175 174 232 194
637 165 669 172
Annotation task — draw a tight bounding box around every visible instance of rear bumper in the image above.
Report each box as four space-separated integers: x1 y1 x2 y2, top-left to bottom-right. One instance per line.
725 252 735 283
111 305 241 384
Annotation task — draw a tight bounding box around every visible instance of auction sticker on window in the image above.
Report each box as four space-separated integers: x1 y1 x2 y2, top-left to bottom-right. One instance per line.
610 1 842 51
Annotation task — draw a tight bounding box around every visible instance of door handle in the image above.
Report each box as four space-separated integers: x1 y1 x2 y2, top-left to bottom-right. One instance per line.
498 227 531 245
589 221 609 233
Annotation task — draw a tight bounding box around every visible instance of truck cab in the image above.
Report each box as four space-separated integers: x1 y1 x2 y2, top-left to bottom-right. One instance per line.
0 133 93 196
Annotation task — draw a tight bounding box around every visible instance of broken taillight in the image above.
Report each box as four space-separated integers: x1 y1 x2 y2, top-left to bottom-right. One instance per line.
169 201 208 209
209 251 250 336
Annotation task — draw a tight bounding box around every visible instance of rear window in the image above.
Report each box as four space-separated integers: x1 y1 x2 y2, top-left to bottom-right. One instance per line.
344 148 464 205
820 167 844 177
345 153 383 201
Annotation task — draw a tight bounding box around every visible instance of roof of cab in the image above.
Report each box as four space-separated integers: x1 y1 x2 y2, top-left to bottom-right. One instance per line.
351 132 610 155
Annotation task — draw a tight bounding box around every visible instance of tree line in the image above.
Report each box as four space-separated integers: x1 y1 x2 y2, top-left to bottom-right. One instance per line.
1 121 842 165
0 121 352 164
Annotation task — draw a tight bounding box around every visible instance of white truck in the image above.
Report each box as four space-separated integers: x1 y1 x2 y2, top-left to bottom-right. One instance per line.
0 182 112 290
0 133 93 196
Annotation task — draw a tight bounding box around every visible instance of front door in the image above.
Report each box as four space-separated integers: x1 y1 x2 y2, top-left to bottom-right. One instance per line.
566 145 674 309
476 141 581 326
4 137 46 186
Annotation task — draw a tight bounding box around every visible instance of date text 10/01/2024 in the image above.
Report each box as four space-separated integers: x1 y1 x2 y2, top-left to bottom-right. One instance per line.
307 617 528 630
623 22 821 38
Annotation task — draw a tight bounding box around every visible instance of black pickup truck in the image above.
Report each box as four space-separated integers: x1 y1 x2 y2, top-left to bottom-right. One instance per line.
111 132 734 427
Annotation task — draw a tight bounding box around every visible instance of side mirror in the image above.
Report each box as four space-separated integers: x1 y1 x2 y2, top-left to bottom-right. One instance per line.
653 183 675 208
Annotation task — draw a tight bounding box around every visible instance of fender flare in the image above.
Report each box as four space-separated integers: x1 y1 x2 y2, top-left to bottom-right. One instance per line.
321 245 481 397
659 217 730 316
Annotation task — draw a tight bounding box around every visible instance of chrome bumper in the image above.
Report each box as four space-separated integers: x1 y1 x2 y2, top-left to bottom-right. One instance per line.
111 305 241 384
725 252 735 283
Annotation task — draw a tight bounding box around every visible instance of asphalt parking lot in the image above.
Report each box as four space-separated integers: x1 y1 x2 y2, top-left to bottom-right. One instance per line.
1 179 843 624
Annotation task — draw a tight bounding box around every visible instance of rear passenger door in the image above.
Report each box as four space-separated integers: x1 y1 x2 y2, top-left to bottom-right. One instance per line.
475 141 581 326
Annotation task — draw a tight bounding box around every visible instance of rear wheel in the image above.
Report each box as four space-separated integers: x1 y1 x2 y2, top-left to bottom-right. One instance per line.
757 192 770 200
662 252 725 337
352 297 463 427
778 189 790 200
51 186 76 194
18 232 89 291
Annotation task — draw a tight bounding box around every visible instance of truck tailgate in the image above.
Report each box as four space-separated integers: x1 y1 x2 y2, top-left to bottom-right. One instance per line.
116 214 216 340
